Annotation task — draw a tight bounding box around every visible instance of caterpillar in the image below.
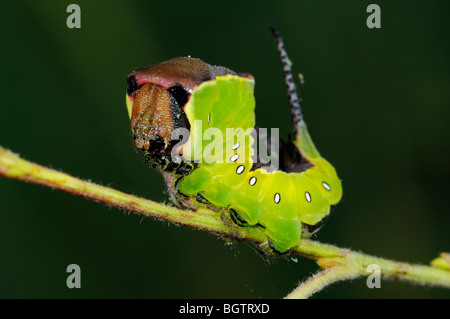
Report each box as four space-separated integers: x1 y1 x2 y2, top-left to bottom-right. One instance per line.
125 27 342 254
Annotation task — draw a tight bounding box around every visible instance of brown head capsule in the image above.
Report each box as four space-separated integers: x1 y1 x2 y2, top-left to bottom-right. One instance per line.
130 83 174 151
126 57 239 158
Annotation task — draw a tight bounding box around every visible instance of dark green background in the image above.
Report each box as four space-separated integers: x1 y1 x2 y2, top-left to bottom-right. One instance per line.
0 0 449 298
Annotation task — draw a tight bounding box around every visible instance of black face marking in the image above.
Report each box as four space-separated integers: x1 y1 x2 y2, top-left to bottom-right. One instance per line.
127 75 138 95
169 85 190 132
170 102 190 132
168 84 189 107
139 135 175 171
229 208 249 227
145 135 165 154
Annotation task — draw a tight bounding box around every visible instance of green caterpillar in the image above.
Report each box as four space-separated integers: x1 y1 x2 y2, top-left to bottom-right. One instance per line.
125 28 342 254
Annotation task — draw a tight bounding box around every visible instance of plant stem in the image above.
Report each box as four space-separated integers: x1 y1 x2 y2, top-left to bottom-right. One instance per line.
285 264 356 299
1 145 449 298
286 251 450 299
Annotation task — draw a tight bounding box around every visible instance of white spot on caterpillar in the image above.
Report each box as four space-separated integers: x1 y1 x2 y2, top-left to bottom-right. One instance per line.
236 165 245 174
207 113 211 125
274 193 281 204
249 176 257 186
305 191 312 203
322 182 331 191
230 154 239 162
232 142 240 150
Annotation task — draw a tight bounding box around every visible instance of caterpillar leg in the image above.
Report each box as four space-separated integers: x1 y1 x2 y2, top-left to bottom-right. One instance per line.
229 208 250 227
268 239 292 256
301 214 330 238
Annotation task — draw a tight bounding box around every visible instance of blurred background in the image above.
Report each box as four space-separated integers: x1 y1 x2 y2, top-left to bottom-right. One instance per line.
0 0 449 298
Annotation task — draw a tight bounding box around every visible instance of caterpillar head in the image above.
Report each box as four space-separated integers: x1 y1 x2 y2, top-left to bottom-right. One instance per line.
126 57 245 164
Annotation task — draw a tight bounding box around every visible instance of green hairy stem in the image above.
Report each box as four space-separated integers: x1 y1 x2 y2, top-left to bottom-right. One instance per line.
1 145 449 298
